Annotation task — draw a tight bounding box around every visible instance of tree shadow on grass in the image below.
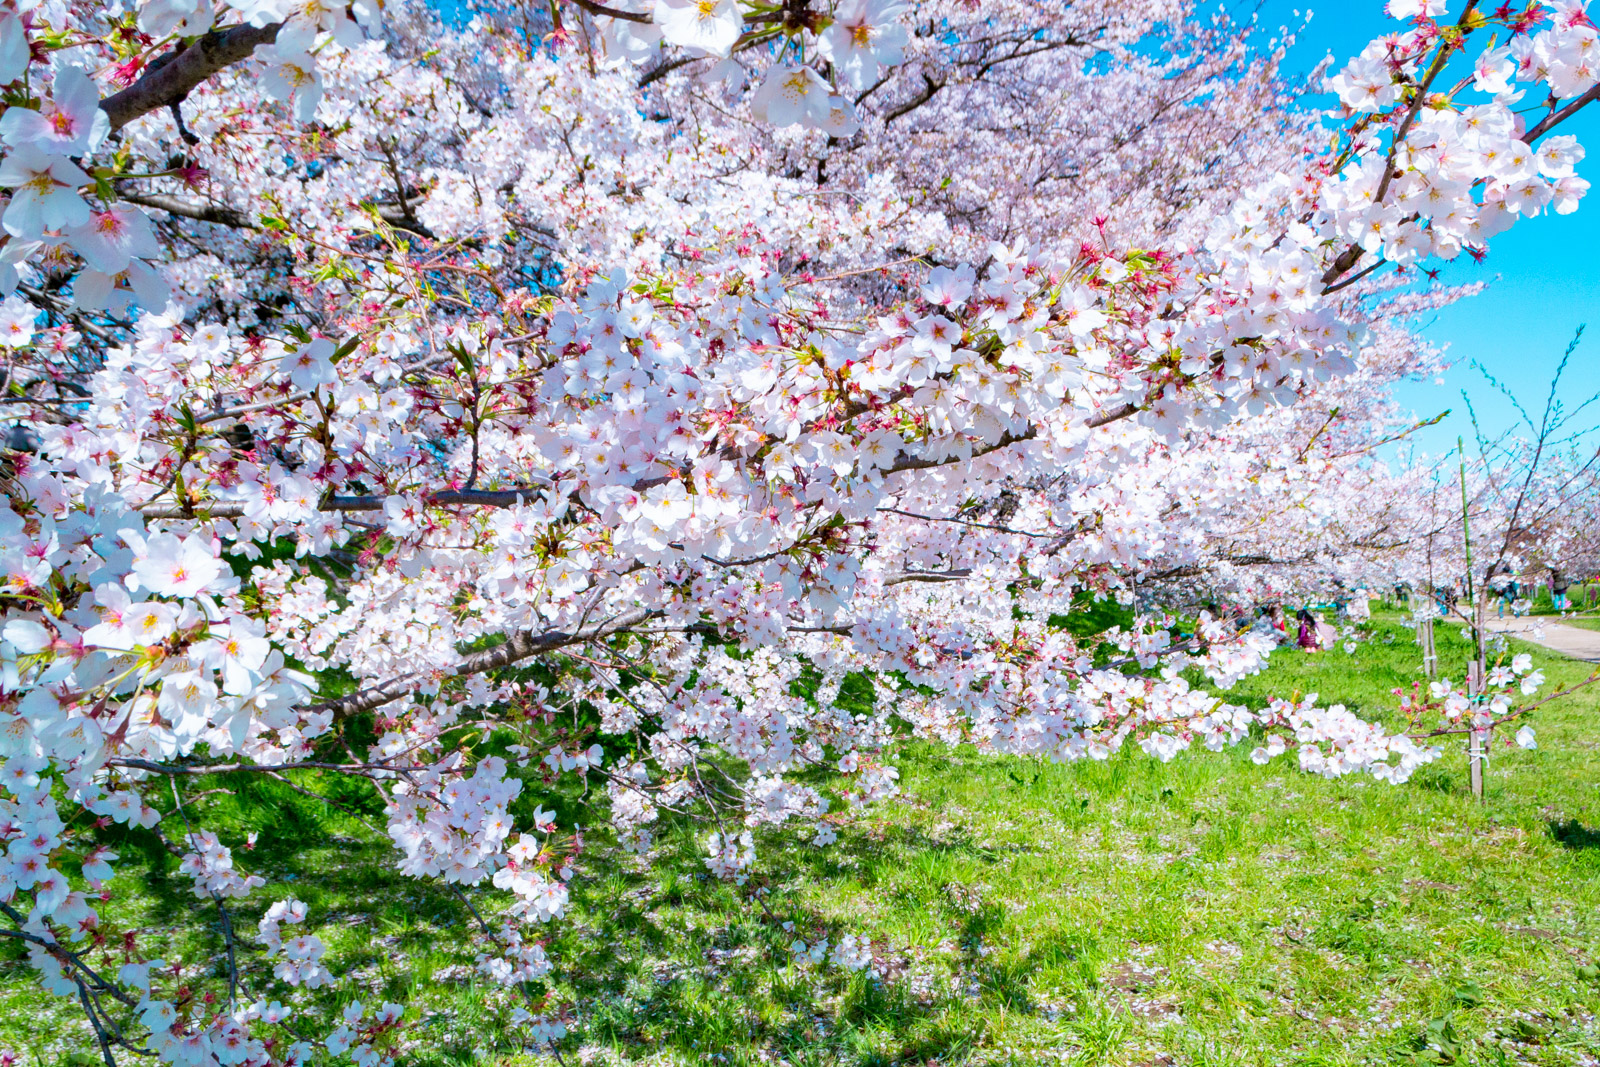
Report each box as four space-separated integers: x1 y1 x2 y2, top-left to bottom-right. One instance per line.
1548 820 1600 851
548 811 1097 1066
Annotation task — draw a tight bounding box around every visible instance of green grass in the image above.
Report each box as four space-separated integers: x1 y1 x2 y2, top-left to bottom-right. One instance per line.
5 610 1600 1066
1523 582 1600 618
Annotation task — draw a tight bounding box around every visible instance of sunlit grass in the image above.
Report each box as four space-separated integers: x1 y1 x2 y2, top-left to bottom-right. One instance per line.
4 609 1599 1066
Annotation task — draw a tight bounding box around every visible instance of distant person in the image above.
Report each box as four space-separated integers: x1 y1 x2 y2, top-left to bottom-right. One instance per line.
1297 609 1319 652
1314 612 1337 650
1348 586 1370 621
1249 606 1278 642
1498 579 1518 618
1267 601 1288 639
1486 563 1514 618
1552 570 1570 611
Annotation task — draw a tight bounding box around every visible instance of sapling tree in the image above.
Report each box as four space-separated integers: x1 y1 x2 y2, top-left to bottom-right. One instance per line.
1390 329 1600 781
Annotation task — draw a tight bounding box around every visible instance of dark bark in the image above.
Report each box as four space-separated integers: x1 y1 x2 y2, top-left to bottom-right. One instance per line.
100 22 283 133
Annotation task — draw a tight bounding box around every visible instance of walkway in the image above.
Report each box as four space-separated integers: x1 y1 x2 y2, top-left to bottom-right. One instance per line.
1484 616 1600 664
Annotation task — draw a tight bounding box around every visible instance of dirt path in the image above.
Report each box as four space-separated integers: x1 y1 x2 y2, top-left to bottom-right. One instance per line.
1484 616 1600 663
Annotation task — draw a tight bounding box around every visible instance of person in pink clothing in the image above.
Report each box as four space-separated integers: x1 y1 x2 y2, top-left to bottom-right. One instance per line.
1315 613 1337 650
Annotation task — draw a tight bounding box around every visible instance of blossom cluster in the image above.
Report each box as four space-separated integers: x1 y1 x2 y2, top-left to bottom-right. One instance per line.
257 897 333 989
1398 652 1548 750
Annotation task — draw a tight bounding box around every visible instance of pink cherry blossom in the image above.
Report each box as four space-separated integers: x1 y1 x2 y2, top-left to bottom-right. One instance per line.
0 147 90 237
131 533 226 598
652 0 742 56
0 67 108 156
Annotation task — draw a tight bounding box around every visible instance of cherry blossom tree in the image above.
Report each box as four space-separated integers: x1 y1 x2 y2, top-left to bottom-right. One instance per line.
3 0 1600 1060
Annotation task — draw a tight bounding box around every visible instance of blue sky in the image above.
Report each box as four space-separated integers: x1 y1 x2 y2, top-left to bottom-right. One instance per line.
1254 1 1600 456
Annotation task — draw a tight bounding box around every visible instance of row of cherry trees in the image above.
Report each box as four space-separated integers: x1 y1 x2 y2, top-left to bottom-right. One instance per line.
1 0 1599 1061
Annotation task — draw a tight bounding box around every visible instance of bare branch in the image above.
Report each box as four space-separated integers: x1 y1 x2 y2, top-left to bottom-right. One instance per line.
883 568 974 586
1524 81 1600 143
883 73 945 126
565 0 651 23
120 191 257 230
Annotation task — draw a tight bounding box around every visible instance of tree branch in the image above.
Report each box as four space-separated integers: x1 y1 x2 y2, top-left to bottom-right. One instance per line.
883 568 973 586
1523 81 1600 143
565 0 651 23
120 191 257 230
101 23 283 133
137 486 549 519
883 73 945 126
308 605 658 719
884 427 1038 473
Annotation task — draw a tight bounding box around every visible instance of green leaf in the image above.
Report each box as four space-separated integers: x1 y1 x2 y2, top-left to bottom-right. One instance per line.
331 334 363 364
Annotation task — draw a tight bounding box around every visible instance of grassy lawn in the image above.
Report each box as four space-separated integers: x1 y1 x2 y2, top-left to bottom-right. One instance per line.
1493 581 1600 629
5 610 1600 1066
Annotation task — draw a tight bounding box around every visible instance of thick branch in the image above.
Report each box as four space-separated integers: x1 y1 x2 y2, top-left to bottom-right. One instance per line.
883 568 973 586
120 191 257 230
1321 3 1478 290
1086 402 1141 428
884 427 1038 473
101 23 283 133
145 429 1046 518
138 487 548 519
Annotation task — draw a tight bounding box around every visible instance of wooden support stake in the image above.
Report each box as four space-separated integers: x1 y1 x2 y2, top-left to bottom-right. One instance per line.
1419 617 1437 678
1467 661 1484 800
